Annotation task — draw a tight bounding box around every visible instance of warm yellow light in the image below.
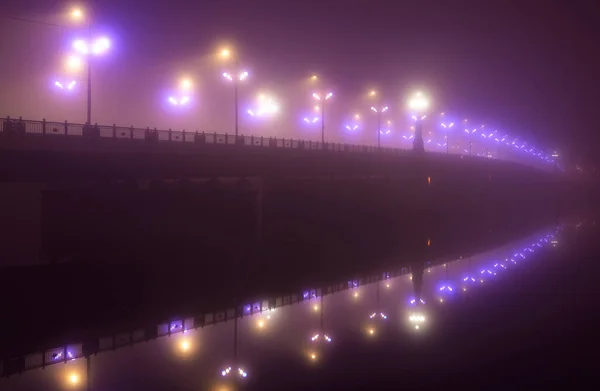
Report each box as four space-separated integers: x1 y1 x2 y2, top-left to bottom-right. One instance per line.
180 78 193 91
179 340 190 352
385 283 390 288
415 325 420 330
68 372 80 385
439 298 444 303
314 105 320 111
310 75 318 81
257 320 264 328
369 90 376 97
70 8 84 21
354 114 360 120
220 48 231 58
313 304 319 311
368 328 375 335
353 292 358 298
65 55 83 72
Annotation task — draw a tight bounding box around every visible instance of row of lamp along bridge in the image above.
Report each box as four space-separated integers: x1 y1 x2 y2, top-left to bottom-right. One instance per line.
43 7 557 165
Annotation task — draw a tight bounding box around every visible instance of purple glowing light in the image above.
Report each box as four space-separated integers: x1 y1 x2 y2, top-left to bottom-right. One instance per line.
304 117 319 124
54 80 77 91
168 96 190 106
73 37 111 55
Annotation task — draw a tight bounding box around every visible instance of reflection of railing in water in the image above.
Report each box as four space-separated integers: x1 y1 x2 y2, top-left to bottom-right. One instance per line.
0 264 411 378
0 224 566 378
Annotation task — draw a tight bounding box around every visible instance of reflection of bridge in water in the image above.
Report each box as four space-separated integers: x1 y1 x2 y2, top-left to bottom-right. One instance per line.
0 223 566 382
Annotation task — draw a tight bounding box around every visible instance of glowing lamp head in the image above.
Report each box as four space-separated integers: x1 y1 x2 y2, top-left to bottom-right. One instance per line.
312 93 321 101
180 79 193 91
408 91 429 112
354 114 360 119
70 8 84 21
65 55 83 72
325 92 333 100
220 48 231 58
310 75 318 81
91 37 110 55
72 39 88 55
369 90 376 97
239 71 249 81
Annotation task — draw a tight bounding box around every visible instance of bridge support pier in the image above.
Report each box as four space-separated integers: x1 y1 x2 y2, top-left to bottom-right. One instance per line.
255 178 264 244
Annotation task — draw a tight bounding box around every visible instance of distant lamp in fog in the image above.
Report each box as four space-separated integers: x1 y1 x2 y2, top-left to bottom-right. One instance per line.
54 80 77 91
70 8 84 22
180 78 193 91
168 96 191 106
65 55 83 72
247 93 279 118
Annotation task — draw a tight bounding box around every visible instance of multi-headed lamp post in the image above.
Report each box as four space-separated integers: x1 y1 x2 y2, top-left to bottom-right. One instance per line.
312 92 333 143
408 92 429 153
370 105 389 148
221 48 249 137
68 8 111 126
440 121 454 154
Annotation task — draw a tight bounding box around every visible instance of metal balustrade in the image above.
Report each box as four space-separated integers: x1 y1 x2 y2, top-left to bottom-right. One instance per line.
0 116 555 172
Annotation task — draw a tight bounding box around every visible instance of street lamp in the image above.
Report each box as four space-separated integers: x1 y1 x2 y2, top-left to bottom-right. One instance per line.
312 91 333 143
220 48 249 137
408 91 429 153
54 80 77 91
167 77 194 106
440 121 454 154
370 105 389 148
247 93 279 118
71 35 111 125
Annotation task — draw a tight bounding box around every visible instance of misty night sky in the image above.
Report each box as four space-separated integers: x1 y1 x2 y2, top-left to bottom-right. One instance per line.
0 0 598 166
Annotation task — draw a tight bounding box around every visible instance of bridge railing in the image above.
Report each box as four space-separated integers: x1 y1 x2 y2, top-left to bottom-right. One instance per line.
0 116 442 156
2 116 546 169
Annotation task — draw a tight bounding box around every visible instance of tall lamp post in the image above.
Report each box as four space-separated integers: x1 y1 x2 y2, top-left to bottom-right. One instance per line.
71 36 111 126
440 121 454 154
220 48 249 137
311 92 333 143
408 92 429 153
69 8 111 126
370 105 389 148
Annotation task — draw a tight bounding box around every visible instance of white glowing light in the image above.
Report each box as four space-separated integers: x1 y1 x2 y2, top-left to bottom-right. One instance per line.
168 96 190 106
408 91 429 112
91 37 110 55
248 93 279 117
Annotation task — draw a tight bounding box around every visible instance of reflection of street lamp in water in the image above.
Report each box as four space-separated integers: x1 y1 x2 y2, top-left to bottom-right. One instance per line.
219 311 249 383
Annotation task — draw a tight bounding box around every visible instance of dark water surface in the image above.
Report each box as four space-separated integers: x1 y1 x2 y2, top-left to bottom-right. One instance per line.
1 215 597 390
